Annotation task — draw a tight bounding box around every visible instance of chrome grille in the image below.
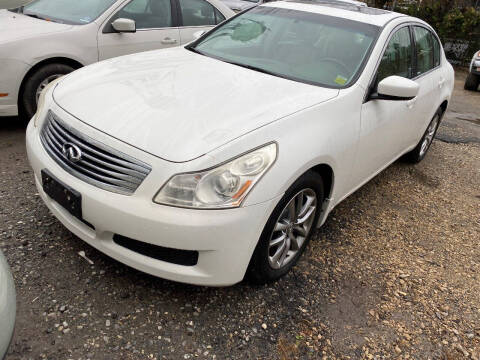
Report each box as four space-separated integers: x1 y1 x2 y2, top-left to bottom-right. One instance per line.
40 111 151 195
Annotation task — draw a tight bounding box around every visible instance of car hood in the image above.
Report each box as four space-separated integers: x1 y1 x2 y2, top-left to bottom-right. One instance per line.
0 10 72 44
220 0 257 11
54 47 338 162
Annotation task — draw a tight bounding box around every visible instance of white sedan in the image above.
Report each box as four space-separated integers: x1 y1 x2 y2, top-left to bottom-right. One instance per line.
0 0 234 119
26 1 453 286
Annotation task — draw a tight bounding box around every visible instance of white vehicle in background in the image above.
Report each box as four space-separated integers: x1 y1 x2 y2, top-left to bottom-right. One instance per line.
220 0 366 13
0 0 234 119
0 251 15 360
27 1 453 286
220 0 264 13
464 50 480 91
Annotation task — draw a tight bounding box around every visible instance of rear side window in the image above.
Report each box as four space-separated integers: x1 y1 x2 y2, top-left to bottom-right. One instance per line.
214 8 225 23
376 27 413 86
413 26 435 76
179 0 218 26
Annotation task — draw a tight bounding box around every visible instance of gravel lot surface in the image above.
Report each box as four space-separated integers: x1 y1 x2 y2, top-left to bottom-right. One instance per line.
1 70 479 360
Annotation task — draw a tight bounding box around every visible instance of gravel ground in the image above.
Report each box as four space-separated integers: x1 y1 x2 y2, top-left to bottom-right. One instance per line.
1 70 479 360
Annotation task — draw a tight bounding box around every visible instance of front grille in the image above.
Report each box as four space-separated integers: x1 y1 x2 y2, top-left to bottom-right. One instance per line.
113 234 199 266
40 111 151 195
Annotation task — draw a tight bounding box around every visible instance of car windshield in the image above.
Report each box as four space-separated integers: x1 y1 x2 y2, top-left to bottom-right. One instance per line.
20 0 117 24
191 7 380 88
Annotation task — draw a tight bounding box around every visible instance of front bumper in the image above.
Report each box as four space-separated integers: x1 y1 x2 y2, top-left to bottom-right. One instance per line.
0 59 30 117
470 60 480 75
26 107 280 286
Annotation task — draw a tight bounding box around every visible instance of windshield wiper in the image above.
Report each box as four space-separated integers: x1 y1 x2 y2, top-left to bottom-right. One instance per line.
222 60 279 77
185 46 206 56
24 13 42 19
185 47 279 78
23 11 57 22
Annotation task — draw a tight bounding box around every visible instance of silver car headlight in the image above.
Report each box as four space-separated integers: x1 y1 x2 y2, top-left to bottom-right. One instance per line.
154 143 277 209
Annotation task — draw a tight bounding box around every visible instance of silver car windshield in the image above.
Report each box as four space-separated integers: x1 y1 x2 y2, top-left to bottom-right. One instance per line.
21 0 117 24
191 7 380 88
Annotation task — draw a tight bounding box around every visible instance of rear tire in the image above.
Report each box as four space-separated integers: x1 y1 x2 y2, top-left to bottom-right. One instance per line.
21 63 75 120
405 108 442 164
464 72 479 91
247 171 323 284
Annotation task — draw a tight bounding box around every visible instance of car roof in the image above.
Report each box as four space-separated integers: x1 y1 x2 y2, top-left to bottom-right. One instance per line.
262 0 406 27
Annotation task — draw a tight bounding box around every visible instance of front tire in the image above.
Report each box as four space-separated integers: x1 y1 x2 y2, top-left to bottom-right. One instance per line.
405 108 442 164
21 63 75 120
247 171 323 284
464 72 479 91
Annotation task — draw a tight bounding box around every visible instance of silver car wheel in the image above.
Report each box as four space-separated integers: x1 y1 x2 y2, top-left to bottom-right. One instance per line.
268 189 317 270
35 74 62 104
419 114 440 157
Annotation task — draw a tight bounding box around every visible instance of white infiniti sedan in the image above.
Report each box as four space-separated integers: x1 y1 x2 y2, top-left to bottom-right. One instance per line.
0 0 233 119
26 1 454 286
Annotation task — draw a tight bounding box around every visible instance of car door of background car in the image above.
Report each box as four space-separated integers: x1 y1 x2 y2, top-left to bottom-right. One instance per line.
353 25 418 183
176 0 226 44
97 0 180 60
407 25 443 145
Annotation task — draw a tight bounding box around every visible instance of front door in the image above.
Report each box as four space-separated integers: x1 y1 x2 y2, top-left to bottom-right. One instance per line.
353 26 417 183
98 0 180 61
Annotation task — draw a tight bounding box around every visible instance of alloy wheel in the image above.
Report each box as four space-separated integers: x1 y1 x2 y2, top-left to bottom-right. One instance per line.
268 189 317 270
419 114 440 157
35 74 62 104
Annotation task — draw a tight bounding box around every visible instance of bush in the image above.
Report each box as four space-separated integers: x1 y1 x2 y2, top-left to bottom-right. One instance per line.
395 3 480 40
391 3 480 63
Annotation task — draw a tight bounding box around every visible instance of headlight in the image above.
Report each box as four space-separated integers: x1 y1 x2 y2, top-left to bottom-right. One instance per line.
33 76 63 127
154 143 277 209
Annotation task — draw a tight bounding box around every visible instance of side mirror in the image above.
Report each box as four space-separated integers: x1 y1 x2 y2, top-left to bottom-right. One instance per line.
112 18 136 33
193 30 206 40
372 75 419 101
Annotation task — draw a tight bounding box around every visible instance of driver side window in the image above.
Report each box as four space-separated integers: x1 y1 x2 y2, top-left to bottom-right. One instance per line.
375 27 413 88
116 0 173 29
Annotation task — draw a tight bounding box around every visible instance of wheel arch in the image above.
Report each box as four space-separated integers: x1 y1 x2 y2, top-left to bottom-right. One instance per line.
18 57 84 111
439 100 448 115
309 163 334 200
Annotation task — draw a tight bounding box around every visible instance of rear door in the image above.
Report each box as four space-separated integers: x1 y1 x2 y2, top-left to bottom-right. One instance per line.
176 0 226 44
98 0 180 60
409 25 443 144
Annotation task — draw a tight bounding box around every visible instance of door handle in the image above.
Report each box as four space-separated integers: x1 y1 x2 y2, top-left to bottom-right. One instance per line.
161 37 177 45
438 77 446 88
406 98 417 109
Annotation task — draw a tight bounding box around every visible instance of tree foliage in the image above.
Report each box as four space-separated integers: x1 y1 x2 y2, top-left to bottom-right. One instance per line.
397 2 480 40
367 0 480 63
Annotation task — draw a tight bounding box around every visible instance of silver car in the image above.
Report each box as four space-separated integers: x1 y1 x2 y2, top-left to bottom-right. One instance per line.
0 251 15 360
465 50 480 91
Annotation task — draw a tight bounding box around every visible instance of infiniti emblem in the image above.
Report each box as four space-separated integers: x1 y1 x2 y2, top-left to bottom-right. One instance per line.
62 142 82 163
